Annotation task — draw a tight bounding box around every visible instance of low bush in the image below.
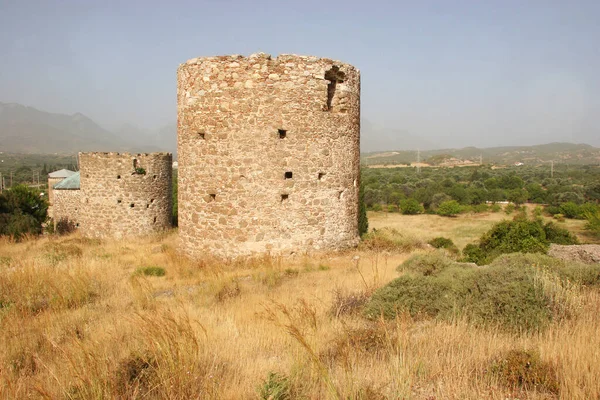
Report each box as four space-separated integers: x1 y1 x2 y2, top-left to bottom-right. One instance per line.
135 266 166 277
428 237 459 254
365 253 555 332
584 209 600 237
321 323 393 366
398 251 457 276
504 203 515 214
329 288 371 318
258 372 293 400
436 200 462 217
471 203 489 213
359 228 425 252
55 217 77 235
461 216 578 265
492 253 600 287
559 201 580 219
488 349 559 394
399 198 424 215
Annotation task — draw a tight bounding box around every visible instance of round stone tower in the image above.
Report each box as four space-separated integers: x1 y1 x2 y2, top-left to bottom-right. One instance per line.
177 53 360 258
79 152 173 238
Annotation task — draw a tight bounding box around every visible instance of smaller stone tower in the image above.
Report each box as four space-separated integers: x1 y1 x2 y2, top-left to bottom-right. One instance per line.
47 169 76 219
79 152 172 238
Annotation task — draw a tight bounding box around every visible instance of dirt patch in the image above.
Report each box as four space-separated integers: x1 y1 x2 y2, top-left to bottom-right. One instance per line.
548 244 600 264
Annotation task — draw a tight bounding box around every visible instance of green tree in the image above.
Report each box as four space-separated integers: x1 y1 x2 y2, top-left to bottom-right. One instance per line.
507 189 529 206
0 184 48 238
358 181 369 236
399 198 424 215
437 200 463 217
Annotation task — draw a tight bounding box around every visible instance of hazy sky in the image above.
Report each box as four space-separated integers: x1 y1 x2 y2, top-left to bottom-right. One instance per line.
1 0 599 149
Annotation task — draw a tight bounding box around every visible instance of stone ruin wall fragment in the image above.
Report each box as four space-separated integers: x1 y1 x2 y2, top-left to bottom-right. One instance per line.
53 189 81 228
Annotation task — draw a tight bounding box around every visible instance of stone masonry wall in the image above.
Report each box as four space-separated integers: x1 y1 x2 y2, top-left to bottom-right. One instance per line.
53 189 81 228
79 152 172 238
178 53 360 258
47 177 64 219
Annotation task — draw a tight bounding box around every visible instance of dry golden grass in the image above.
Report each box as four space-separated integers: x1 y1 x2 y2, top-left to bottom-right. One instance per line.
0 213 598 399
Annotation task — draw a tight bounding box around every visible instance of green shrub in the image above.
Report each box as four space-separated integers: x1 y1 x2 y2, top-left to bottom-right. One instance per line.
554 213 565 222
135 266 166 277
543 222 579 245
358 181 369 237
490 204 501 213
398 251 456 276
584 209 600 236
492 253 600 287
399 198 424 215
56 217 77 235
559 201 580 219
258 372 292 400
365 258 552 332
0 185 48 239
427 237 459 255
461 216 577 265
471 203 489 213
359 228 425 252
462 243 487 265
545 205 561 216
504 203 515 214
489 349 559 394
436 200 462 217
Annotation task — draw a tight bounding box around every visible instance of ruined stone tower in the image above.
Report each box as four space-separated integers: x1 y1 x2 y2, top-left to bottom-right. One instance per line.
177 53 360 258
79 152 172 238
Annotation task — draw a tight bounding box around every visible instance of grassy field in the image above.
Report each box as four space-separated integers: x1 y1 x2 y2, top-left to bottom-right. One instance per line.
1 212 599 399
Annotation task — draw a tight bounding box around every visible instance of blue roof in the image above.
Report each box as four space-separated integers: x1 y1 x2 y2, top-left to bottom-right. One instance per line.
53 171 80 190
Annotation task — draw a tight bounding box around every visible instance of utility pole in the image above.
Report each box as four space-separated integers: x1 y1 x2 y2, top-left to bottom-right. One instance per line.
0 172 3 192
479 154 483 166
10 171 13 188
551 160 554 178
416 149 421 174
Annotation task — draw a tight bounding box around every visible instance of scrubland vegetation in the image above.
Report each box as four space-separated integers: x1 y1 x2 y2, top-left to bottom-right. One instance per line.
362 164 600 238
1 207 600 399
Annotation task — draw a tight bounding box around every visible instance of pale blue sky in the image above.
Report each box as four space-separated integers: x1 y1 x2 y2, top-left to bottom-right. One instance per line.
1 0 599 149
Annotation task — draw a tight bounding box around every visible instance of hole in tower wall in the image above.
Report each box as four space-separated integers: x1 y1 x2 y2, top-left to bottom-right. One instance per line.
133 159 138 169
130 203 135 208
324 66 346 111
117 199 122 204
198 131 205 139
281 194 289 202
117 175 121 179
284 171 293 179
153 216 157 224
207 193 216 203
318 172 325 180
278 129 287 139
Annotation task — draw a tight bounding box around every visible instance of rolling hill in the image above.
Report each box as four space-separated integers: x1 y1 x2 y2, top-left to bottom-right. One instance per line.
362 143 600 166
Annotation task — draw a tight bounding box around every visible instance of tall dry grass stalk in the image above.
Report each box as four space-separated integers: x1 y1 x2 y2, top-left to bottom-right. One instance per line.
0 213 599 399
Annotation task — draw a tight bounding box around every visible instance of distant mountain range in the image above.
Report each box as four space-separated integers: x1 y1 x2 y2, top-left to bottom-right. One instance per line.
363 142 600 166
1 102 599 166
0 102 176 155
